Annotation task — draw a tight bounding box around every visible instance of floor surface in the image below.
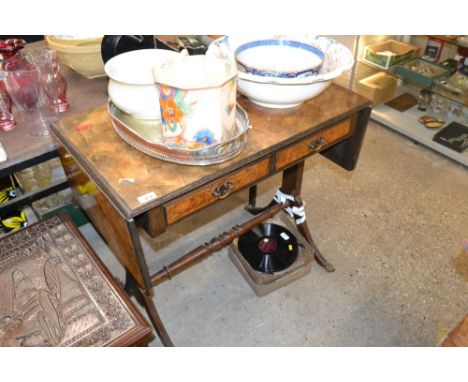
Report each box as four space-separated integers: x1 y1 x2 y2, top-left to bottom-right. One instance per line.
80 120 468 346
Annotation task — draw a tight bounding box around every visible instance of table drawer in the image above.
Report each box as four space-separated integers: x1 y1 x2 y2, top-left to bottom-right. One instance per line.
275 118 352 170
165 158 270 224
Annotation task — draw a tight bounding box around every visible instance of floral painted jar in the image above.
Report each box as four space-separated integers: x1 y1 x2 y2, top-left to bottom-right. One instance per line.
152 55 237 150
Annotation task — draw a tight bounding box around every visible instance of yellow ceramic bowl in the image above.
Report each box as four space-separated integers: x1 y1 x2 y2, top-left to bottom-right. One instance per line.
45 35 105 79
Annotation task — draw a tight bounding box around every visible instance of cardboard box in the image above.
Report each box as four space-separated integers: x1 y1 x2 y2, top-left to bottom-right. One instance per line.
228 213 314 297
395 58 451 88
363 39 420 69
357 71 397 104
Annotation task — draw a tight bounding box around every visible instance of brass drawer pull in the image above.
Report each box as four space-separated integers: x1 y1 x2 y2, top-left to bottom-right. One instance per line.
212 181 234 199
308 136 326 151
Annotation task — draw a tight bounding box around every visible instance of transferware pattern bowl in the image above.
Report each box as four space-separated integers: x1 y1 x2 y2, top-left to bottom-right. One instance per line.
235 39 324 79
208 35 354 108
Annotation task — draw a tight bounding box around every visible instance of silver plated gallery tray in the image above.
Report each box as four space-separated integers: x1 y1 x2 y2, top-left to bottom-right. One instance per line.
108 101 251 166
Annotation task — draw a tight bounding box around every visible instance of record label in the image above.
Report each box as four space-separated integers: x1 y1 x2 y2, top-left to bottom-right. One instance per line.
258 238 277 253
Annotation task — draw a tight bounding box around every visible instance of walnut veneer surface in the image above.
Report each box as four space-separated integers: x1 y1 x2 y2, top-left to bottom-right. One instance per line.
52 84 370 219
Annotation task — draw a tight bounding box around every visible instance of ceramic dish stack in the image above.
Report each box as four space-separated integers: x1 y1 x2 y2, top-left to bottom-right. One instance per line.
207 35 354 108
104 49 251 166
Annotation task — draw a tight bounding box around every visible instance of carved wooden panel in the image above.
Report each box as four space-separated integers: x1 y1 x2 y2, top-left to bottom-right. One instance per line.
0 214 151 346
164 158 270 225
275 118 352 170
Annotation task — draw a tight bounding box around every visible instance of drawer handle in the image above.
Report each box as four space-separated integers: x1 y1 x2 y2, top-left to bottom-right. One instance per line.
308 136 327 151
212 181 234 199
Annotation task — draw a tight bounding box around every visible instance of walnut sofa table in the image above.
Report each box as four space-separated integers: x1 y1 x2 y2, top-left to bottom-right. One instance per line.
50 84 372 346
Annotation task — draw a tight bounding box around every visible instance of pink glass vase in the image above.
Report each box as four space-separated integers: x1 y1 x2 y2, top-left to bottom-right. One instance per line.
0 81 16 131
0 38 27 131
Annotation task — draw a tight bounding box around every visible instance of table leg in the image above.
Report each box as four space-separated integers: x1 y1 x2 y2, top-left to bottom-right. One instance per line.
58 148 153 291
292 195 335 272
99 204 174 346
245 161 305 214
281 161 304 195
248 185 257 209
124 270 174 347
322 106 372 171
57 150 174 345
140 292 174 347
281 162 335 272
245 161 335 272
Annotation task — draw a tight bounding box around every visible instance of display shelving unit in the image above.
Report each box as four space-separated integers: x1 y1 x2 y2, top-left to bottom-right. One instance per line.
351 35 468 167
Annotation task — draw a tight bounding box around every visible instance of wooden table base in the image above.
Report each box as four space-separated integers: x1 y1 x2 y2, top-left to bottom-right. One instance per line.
127 185 335 346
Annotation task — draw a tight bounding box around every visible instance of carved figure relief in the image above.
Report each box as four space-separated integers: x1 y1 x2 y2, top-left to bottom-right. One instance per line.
0 216 135 346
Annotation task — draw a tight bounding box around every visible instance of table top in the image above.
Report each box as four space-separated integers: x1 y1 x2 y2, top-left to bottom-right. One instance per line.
0 213 151 346
0 40 108 173
52 83 370 219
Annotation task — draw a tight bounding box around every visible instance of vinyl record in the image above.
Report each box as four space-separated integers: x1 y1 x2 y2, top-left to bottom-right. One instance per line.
238 223 299 274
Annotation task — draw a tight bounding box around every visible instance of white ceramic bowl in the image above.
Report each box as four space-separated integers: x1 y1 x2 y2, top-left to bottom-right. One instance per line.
104 49 182 120
237 77 331 108
208 35 354 108
235 39 325 78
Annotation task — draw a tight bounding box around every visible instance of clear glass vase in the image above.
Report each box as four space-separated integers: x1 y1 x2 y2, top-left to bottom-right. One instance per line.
30 48 70 113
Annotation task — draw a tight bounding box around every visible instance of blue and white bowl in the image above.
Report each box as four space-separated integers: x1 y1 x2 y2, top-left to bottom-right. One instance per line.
207 35 354 108
235 39 325 79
